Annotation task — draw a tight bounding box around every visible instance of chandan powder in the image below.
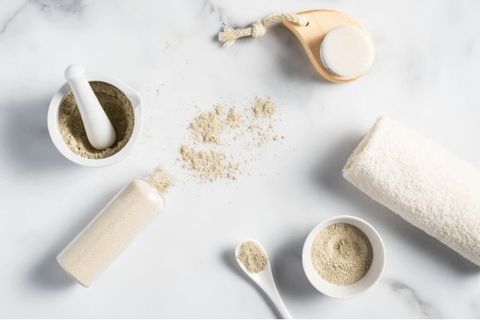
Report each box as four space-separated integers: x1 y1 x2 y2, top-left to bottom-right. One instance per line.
311 223 373 285
237 241 268 273
179 97 280 182
58 81 135 159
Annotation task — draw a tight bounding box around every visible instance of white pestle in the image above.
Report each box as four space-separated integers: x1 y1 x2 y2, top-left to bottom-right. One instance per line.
64 65 117 150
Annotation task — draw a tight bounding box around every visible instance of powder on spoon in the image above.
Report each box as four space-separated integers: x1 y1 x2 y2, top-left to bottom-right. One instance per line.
311 223 373 285
237 241 268 273
58 81 135 159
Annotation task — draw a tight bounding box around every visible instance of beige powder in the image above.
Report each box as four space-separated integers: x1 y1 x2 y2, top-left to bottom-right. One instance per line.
59 81 135 159
226 107 243 128
237 241 268 273
179 97 279 183
188 105 224 144
179 145 239 182
311 223 373 285
252 96 275 118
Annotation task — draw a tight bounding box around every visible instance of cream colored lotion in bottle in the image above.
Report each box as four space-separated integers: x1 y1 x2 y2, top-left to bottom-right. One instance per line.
57 166 175 287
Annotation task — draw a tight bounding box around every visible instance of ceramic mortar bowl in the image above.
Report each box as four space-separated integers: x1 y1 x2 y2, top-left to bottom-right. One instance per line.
47 73 143 167
303 215 386 299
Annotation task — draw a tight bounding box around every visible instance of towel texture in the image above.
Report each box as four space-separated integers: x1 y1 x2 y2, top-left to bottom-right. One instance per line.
343 116 480 266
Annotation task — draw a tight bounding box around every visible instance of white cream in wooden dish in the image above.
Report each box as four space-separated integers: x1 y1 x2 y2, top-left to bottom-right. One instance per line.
57 166 175 287
320 25 374 79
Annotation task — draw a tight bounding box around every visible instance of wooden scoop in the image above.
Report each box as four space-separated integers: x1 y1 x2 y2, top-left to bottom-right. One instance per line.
282 10 373 83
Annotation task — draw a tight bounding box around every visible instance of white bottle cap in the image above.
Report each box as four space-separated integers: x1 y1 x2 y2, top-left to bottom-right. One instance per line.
146 166 176 194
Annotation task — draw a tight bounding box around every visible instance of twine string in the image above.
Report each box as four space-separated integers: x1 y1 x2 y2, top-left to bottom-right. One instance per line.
218 11 308 47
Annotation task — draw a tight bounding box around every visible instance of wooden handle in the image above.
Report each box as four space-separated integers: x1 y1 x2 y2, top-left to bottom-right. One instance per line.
282 10 372 83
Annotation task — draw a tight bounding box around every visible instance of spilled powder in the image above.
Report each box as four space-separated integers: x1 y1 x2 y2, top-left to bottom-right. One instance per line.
237 241 268 273
179 145 239 181
178 97 280 182
188 105 224 144
226 107 242 128
311 223 373 285
252 96 276 118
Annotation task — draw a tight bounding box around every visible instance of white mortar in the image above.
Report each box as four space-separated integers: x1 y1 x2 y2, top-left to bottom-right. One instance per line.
303 215 386 299
47 73 143 167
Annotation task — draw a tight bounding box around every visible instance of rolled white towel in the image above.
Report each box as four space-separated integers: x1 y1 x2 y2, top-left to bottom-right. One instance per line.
343 116 480 266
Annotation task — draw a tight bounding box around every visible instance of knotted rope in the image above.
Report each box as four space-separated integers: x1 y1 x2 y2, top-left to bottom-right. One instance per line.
219 11 308 47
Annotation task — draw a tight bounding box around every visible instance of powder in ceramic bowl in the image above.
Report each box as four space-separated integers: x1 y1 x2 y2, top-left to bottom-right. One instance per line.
311 223 373 285
58 81 135 159
237 241 268 273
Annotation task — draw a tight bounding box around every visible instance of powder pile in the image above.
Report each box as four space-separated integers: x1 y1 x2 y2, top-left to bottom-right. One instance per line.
59 81 135 159
179 146 239 181
179 97 280 182
226 108 242 128
237 241 268 273
188 105 225 144
311 223 373 285
252 96 276 118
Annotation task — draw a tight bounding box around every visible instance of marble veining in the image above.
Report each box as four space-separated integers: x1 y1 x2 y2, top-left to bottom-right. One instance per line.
36 0 85 14
0 1 28 36
201 0 225 23
386 279 440 318
0 0 85 38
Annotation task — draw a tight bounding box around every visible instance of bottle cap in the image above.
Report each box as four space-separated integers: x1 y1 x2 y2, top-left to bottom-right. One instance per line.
147 166 176 193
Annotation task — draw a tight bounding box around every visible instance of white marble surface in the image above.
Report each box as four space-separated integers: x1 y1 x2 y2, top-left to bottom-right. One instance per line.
1 0 480 318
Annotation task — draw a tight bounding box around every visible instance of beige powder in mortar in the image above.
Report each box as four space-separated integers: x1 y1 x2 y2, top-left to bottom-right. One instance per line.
311 223 373 285
59 81 135 159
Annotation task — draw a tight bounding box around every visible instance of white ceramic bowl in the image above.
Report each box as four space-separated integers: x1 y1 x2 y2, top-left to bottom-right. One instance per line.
303 215 386 299
47 73 143 167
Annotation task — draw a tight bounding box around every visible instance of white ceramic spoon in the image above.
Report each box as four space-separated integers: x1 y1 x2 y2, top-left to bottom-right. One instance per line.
235 239 292 319
64 65 116 150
